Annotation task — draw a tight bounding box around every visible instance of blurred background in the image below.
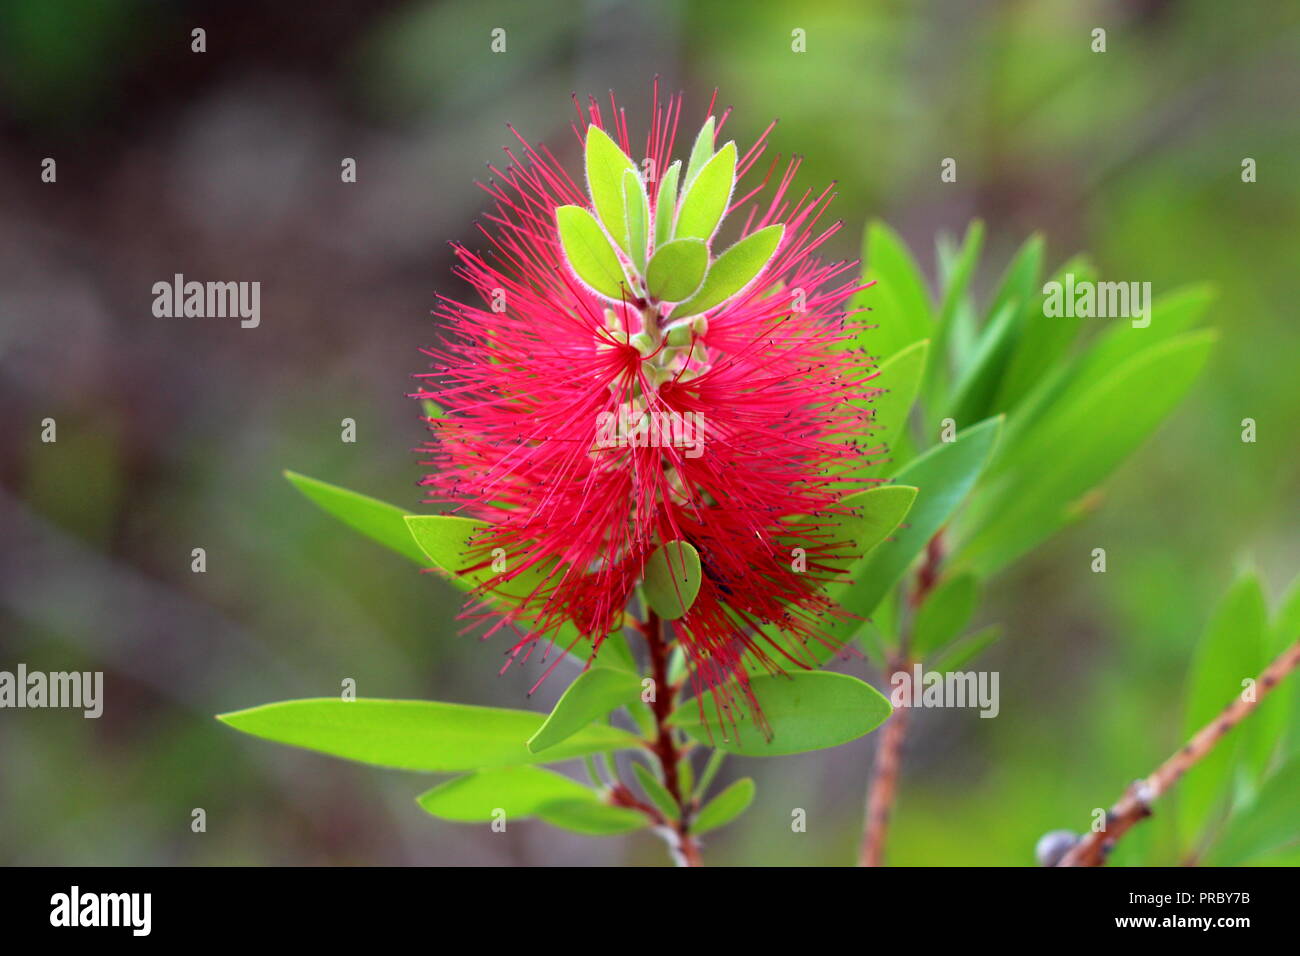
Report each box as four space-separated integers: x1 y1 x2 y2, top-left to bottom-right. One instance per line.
1 0 1297 865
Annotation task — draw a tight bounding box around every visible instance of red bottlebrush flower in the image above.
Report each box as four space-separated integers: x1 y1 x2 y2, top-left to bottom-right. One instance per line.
415 84 878 731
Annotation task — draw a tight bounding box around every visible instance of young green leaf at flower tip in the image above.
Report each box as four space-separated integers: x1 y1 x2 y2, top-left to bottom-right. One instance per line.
632 762 680 821
556 205 634 302
646 238 708 303
682 115 716 192
671 224 784 319
643 540 702 620
527 666 644 753
692 777 756 835
654 160 681 247
585 124 638 256
621 168 650 274
675 140 737 242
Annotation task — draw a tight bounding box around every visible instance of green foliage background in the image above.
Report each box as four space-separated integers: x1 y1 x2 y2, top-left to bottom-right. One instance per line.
1 0 1297 865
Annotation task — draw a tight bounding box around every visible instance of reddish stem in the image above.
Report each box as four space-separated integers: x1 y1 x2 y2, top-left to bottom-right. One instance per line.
642 608 702 867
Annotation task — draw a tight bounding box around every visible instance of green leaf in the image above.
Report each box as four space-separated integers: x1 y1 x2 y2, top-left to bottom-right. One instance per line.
693 777 756 834
217 698 643 772
632 762 680 821
1206 756 1300 865
927 220 985 403
912 572 980 658
853 220 932 363
835 417 1002 634
420 398 444 420
556 205 632 301
1178 572 1268 845
932 624 1003 672
643 540 702 621
944 300 1021 428
670 672 892 756
654 160 681 247
682 116 716 192
584 125 637 254
856 340 927 476
622 168 650 273
757 485 917 670
527 667 644 753
284 470 427 565
1271 572 1300 760
403 514 635 671
404 514 553 600
416 766 593 822
1070 284 1215 387
646 238 708 303
961 332 1215 574
674 140 735 241
535 799 647 835
984 233 1044 331
994 254 1094 410
672 224 783 319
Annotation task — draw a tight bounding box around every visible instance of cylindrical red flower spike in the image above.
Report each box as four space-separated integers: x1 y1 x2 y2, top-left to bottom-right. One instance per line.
415 84 880 730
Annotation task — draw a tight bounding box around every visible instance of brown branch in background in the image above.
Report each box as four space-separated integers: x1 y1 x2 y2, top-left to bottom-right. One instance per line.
1057 635 1300 867
860 530 947 866
860 657 911 867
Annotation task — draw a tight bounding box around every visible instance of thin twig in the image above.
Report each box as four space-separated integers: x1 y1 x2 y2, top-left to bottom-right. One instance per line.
860 657 910 867
860 531 946 866
1057 634 1300 867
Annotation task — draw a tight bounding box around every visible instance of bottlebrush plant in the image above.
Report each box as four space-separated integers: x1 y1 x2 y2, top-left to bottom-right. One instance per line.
217 86 1265 867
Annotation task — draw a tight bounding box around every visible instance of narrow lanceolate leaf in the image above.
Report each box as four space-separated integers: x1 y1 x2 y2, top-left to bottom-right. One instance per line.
632 762 680 821
674 141 736 241
527 667 644 753
416 766 594 822
584 125 637 254
835 416 1002 635
852 220 933 363
556 205 632 301
654 160 681 247
1177 572 1267 845
672 224 783 319
643 540 702 620
693 777 756 834
670 671 892 756
944 300 1021 428
402 514 636 671
534 799 647 835
911 572 980 658
926 219 985 404
932 624 1003 672
646 238 708 303
682 116 716 192
217 698 642 772
961 332 1215 575
1206 756 1300 865
853 340 928 476
284 470 427 565
404 514 554 600
622 168 650 274
756 484 917 673
822 485 918 577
